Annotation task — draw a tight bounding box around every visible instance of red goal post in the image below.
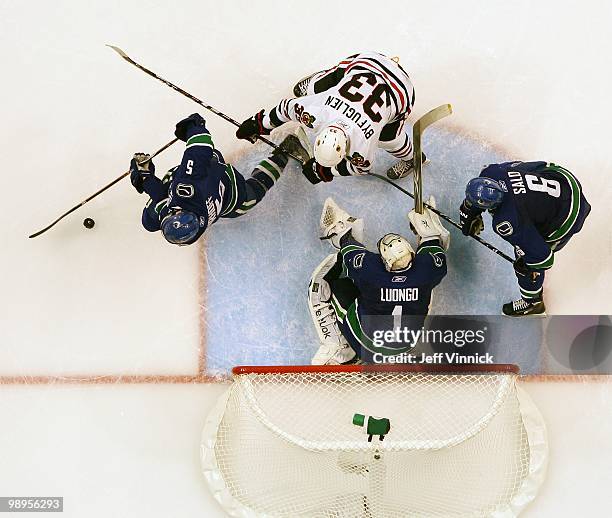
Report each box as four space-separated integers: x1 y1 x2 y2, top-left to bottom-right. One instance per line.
232 363 521 375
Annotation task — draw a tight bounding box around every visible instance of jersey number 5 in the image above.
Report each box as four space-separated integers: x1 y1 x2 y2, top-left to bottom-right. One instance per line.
338 74 388 123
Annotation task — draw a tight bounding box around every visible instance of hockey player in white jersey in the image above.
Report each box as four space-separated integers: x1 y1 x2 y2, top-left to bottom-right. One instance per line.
308 198 449 365
236 52 420 183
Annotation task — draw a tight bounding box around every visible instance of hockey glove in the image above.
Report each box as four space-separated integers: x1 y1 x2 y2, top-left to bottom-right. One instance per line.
174 113 207 142
513 256 542 283
130 153 155 194
408 196 450 250
302 158 334 184
459 200 484 236
236 110 272 143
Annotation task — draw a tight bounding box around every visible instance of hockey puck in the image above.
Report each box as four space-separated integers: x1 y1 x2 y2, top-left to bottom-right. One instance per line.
83 218 95 229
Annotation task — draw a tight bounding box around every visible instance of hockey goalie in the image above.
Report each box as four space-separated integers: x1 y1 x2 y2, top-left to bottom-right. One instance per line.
308 198 450 364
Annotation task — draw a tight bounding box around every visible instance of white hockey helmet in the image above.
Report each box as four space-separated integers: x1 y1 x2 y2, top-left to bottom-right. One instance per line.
314 123 349 167
378 233 415 271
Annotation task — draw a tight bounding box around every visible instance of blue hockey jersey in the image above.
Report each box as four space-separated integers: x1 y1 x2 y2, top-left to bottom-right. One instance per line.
333 236 447 357
339 236 447 316
140 126 244 240
474 161 587 270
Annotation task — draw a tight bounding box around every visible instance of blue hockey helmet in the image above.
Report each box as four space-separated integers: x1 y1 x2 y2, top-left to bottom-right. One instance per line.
465 177 506 210
161 209 201 245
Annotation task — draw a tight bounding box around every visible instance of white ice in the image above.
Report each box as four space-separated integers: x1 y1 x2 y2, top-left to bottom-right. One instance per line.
1 0 611 516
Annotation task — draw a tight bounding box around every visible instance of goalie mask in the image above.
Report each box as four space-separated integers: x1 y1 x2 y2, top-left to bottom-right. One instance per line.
378 233 415 271
161 209 201 246
314 123 349 167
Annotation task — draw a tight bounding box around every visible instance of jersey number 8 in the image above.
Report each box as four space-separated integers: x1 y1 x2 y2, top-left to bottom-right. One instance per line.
525 175 561 198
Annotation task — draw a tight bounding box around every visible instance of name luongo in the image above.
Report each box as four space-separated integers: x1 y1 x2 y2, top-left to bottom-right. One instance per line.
380 287 419 302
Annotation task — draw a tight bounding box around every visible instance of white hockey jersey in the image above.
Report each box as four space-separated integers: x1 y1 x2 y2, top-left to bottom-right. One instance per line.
264 52 416 176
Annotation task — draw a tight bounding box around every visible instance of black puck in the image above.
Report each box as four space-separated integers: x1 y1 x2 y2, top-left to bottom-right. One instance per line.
83 218 95 229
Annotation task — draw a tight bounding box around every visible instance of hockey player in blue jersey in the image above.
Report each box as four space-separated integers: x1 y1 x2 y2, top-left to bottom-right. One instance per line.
129 113 310 245
459 161 590 316
308 198 450 364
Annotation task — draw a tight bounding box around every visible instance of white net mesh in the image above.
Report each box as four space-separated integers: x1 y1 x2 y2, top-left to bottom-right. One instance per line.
201 366 547 518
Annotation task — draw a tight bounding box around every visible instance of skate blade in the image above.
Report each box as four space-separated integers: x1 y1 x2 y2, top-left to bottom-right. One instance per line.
386 168 413 180
501 311 547 318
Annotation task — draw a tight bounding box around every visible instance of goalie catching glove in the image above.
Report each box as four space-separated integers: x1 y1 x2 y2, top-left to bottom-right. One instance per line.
319 198 364 249
407 196 450 250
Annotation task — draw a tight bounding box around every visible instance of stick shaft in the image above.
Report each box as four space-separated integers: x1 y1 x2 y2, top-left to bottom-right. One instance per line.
28 138 178 238
412 104 452 213
368 173 514 263
108 46 305 164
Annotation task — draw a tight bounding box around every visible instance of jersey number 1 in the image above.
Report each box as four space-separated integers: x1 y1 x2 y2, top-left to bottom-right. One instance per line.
392 305 402 331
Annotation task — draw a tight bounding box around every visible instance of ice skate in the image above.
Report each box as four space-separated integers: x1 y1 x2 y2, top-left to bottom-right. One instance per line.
502 297 546 317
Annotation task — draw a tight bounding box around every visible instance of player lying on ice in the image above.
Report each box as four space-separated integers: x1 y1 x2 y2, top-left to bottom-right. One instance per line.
235 52 423 184
129 113 310 245
308 198 450 365
459 161 591 317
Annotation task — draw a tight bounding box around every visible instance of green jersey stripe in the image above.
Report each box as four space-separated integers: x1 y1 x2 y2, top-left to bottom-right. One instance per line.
520 286 543 297
256 159 282 181
340 244 367 256
220 165 238 216
346 301 374 350
154 199 169 214
186 133 213 147
527 250 554 269
417 245 445 255
330 294 346 322
545 164 581 242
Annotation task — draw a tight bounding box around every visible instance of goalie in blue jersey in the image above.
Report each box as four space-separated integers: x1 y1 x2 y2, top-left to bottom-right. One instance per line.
129 113 310 245
308 198 450 364
459 161 590 316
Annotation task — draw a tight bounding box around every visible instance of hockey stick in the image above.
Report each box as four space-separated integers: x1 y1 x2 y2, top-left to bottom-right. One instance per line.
28 138 178 238
107 46 306 165
413 104 453 213
368 172 514 263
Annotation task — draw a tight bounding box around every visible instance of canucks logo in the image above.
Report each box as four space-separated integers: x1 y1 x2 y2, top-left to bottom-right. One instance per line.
495 221 514 236
294 104 316 128
176 183 194 198
352 253 365 269
431 253 444 267
349 152 371 169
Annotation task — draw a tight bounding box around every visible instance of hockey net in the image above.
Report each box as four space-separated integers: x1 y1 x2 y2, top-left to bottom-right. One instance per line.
201 364 547 517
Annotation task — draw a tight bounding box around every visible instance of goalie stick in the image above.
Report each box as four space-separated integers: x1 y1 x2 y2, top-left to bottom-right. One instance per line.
107 45 306 165
368 172 514 263
28 138 178 238
412 104 453 213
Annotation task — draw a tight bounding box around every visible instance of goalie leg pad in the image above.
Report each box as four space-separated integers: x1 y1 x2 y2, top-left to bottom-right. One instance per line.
308 255 357 365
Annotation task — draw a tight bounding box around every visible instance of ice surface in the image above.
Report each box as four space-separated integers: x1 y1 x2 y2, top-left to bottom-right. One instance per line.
204 126 542 374
1 1 611 517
